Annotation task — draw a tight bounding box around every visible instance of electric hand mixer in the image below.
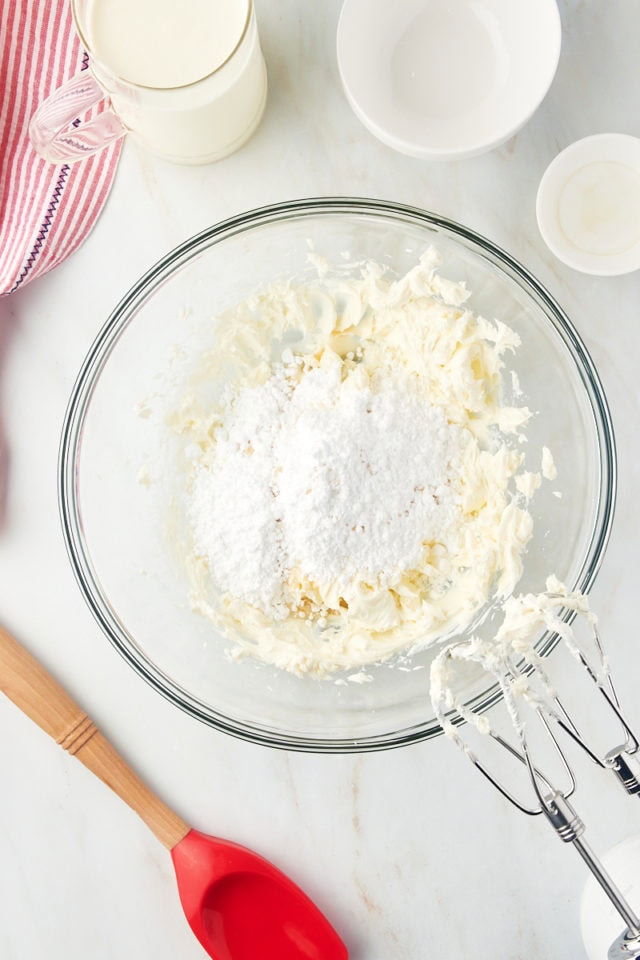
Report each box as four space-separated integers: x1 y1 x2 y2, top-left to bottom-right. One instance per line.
430 585 640 960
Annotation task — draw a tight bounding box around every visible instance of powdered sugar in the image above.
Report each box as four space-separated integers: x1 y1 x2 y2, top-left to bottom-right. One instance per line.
189 354 463 618
174 249 542 676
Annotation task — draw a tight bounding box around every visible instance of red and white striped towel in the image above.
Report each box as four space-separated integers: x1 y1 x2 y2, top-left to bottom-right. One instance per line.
0 0 122 296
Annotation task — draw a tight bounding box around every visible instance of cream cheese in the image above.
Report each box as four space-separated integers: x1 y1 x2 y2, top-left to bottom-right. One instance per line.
171 249 551 676
430 576 597 740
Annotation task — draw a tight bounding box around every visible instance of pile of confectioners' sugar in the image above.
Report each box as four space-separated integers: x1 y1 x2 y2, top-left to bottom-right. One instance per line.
188 357 463 619
173 249 551 676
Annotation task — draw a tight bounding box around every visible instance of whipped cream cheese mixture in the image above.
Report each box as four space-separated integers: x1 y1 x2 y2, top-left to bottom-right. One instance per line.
171 249 552 676
430 577 596 742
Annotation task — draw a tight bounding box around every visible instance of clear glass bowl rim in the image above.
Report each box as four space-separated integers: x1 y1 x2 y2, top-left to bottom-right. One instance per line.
58 197 617 753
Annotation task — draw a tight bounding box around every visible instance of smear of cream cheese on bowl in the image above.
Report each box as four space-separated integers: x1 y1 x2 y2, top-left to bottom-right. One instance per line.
429 575 598 749
162 248 556 678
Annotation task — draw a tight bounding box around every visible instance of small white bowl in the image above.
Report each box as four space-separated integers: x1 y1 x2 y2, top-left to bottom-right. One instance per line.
536 133 640 276
336 0 561 161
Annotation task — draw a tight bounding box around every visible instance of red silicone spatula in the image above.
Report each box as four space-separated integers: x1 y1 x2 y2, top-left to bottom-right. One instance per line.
0 625 348 960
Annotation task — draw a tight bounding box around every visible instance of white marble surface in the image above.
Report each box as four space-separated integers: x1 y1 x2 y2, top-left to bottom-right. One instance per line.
1 2 640 958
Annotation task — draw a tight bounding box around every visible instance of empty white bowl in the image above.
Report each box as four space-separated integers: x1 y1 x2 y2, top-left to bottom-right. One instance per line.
336 0 561 160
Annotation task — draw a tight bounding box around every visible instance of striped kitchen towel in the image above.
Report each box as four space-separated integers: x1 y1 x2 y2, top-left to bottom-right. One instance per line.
0 0 122 296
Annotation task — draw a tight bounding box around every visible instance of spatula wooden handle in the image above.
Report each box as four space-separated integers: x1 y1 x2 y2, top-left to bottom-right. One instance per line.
0 624 190 850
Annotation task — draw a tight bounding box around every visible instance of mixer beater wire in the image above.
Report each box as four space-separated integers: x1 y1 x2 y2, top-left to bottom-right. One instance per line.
431 584 640 959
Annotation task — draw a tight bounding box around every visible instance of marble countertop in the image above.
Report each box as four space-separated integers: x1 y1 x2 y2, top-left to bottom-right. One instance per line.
2 2 640 957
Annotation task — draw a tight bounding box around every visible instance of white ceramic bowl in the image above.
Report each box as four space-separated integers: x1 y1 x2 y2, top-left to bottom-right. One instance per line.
337 0 561 160
537 133 640 276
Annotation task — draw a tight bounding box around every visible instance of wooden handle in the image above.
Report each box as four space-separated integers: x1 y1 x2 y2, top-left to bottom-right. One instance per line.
0 625 190 850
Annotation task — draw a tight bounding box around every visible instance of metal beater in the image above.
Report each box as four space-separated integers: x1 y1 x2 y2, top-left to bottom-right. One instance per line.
430 589 640 960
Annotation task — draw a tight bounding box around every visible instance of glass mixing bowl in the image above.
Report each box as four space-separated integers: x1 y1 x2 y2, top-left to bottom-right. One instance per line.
59 198 616 752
